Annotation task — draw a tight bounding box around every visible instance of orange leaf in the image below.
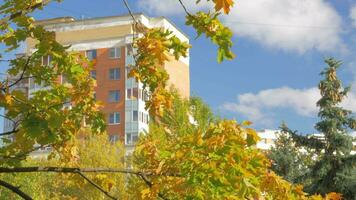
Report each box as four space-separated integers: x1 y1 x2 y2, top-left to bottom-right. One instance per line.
326 192 342 200
214 0 234 14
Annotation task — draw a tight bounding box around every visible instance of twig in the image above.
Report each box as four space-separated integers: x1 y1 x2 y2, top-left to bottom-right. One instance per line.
0 113 16 125
7 55 32 89
0 179 33 200
0 129 19 136
121 0 137 23
178 0 191 16
77 172 117 200
138 173 169 200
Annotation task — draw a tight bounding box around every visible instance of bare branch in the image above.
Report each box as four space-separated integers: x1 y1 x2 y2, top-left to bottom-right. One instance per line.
7 55 32 89
121 0 137 23
0 166 180 177
178 0 191 16
0 179 33 200
0 113 16 124
0 167 138 174
77 172 117 200
0 129 18 136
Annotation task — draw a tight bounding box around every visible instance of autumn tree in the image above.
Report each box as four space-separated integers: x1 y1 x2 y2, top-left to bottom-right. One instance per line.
0 0 236 198
282 58 356 199
0 0 344 199
0 0 106 166
127 93 339 199
0 131 126 199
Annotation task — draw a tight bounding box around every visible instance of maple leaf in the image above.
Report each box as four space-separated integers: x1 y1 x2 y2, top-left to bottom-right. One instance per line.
214 0 234 14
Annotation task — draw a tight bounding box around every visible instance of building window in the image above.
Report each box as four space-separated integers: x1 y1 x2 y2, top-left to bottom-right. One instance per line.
109 112 120 124
90 70 96 80
126 132 138 145
126 89 131 99
132 88 138 99
133 111 138 121
108 90 120 102
109 47 121 59
42 55 52 65
109 68 120 80
86 50 97 61
109 135 119 143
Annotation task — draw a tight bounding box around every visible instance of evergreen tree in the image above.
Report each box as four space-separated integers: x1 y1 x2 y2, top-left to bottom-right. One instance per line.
268 126 314 184
282 58 356 199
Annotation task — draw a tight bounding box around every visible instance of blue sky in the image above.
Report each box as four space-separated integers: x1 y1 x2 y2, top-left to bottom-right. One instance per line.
1 0 356 134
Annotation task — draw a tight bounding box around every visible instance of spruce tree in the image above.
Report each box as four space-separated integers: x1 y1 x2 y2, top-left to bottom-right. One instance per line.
268 126 314 184
282 58 356 199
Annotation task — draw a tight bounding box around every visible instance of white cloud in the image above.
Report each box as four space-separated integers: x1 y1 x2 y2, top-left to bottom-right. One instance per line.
222 0 345 53
351 6 356 28
221 87 356 124
138 0 346 53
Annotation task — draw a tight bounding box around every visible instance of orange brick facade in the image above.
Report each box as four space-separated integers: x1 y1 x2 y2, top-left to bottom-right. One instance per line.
90 47 126 140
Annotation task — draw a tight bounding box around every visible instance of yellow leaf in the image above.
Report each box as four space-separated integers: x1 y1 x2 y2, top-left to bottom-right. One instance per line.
5 94 12 105
241 120 252 126
141 188 151 199
176 150 184 159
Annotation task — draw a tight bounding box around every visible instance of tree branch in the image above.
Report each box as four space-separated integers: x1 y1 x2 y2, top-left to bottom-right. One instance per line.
138 173 169 200
0 129 19 136
77 172 117 200
281 125 325 151
8 0 51 21
0 167 178 199
121 0 137 23
178 0 191 16
0 179 33 200
0 166 143 175
7 55 32 89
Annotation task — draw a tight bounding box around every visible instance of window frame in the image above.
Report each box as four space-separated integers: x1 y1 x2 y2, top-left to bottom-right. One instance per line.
108 90 120 103
86 49 97 61
125 132 138 145
109 47 121 59
133 110 138 121
109 68 120 80
109 135 119 143
109 112 120 125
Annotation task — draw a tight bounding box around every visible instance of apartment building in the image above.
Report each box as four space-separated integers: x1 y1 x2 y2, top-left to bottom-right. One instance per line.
256 129 356 155
256 129 279 150
3 14 190 149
